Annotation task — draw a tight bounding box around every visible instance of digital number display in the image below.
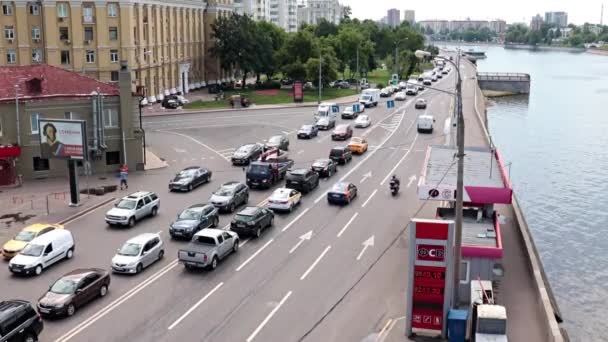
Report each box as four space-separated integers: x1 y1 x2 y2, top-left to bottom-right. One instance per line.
414 285 444 296
414 270 445 280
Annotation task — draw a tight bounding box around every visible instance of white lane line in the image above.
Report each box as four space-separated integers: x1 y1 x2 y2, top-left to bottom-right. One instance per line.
239 238 250 248
167 282 224 330
314 191 328 204
157 230 163 235
54 260 179 342
300 245 331 281
297 150 304 155
158 130 231 163
361 189 378 208
281 207 310 232
235 239 274 272
380 133 419 185
337 213 359 238
246 290 293 342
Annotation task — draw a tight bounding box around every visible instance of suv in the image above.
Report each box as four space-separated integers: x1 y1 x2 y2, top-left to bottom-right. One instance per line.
0 300 43 342
209 181 249 213
329 146 353 165
105 192 160 227
285 169 320 193
169 204 220 239
230 207 274 238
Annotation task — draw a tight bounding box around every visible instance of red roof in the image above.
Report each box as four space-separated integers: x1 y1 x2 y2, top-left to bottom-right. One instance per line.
0 64 119 103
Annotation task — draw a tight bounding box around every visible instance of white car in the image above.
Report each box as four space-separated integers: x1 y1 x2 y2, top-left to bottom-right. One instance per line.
398 81 407 90
177 95 189 105
105 192 160 227
406 87 418 96
267 188 302 212
355 114 371 128
8 229 75 276
380 87 392 97
395 91 407 101
111 233 164 274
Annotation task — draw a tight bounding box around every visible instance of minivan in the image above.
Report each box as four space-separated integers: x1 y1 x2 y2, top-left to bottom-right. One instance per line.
8 229 75 276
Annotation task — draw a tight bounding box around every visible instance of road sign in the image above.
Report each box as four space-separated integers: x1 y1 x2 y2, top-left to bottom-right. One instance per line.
353 104 360 112
387 100 395 109
332 105 340 113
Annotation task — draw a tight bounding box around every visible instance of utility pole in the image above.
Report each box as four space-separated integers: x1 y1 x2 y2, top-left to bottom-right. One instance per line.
453 57 464 307
356 47 360 92
318 48 322 104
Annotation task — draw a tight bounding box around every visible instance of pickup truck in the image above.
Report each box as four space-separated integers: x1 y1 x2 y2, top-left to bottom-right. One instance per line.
177 229 239 271
246 149 294 189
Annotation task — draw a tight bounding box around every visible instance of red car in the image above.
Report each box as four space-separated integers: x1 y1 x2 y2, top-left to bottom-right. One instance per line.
331 124 353 141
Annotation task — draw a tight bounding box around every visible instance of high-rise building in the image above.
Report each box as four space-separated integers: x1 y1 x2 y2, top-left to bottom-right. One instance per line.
545 11 568 28
403 10 415 24
387 8 400 28
417 20 450 33
530 14 544 31
419 19 507 34
297 0 343 27
236 0 298 32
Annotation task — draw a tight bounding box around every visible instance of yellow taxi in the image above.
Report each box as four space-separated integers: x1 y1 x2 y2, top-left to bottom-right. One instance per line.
266 188 302 212
347 137 369 154
2 223 64 259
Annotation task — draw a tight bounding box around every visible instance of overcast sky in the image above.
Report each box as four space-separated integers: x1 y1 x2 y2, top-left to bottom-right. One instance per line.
343 0 605 25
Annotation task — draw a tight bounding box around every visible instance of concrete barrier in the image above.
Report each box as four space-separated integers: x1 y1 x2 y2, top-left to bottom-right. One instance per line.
477 72 531 96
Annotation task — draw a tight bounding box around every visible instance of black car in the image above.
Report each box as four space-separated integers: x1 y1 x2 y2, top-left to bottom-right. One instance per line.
415 99 427 109
161 95 178 108
232 144 263 165
209 181 249 213
230 207 274 238
265 135 289 151
0 300 43 342
285 169 319 193
297 125 319 139
311 159 338 178
169 166 212 192
329 146 353 165
327 182 358 205
169 204 219 239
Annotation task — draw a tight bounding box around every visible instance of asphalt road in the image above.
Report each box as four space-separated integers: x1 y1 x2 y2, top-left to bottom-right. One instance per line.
0 70 458 342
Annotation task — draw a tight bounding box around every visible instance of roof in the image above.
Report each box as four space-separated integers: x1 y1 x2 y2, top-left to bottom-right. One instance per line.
238 206 261 216
195 228 224 238
29 229 71 245
221 181 241 188
478 304 507 319
0 65 119 103
288 168 309 175
127 233 159 244
23 223 62 232
62 268 104 282
126 191 153 199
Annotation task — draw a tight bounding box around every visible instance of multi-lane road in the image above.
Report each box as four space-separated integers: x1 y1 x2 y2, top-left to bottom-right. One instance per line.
1 69 458 342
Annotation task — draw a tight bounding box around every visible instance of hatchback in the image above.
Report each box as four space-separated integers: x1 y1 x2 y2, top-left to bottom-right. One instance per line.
111 233 164 274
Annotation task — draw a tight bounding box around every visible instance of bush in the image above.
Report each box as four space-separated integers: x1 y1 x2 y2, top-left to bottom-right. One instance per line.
254 81 281 90
376 83 385 89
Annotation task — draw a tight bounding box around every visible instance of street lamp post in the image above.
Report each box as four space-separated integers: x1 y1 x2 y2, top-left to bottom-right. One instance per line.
14 85 21 146
318 48 322 104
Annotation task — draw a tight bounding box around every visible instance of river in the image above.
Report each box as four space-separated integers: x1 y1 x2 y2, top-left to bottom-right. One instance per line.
448 45 608 341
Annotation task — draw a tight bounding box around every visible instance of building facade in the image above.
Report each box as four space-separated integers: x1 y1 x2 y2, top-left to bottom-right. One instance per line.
530 14 543 31
545 11 568 28
387 8 400 28
419 19 507 34
235 0 297 32
403 10 415 24
297 0 342 26
417 20 450 33
204 0 234 87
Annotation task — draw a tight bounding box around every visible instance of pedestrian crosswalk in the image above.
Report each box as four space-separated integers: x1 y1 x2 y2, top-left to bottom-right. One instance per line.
217 147 236 160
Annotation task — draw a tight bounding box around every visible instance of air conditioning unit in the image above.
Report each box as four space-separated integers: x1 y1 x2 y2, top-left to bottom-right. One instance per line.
33 38 40 43
84 40 91 45
7 38 13 44
58 17 64 22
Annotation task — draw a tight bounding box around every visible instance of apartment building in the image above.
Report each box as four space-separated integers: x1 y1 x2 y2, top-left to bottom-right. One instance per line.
297 0 343 26
545 11 568 28
403 10 415 24
387 8 400 28
418 19 507 34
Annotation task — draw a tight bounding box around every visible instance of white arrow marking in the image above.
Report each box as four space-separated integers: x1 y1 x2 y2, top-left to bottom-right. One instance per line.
297 150 304 155
360 171 372 184
289 230 313 254
407 175 417 188
356 235 375 261
173 148 187 153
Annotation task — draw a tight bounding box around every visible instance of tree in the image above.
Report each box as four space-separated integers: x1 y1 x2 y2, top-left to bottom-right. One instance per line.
251 21 287 81
555 27 562 38
568 35 584 47
283 61 307 81
315 18 338 37
277 30 316 69
341 5 352 20
305 57 338 86
505 24 529 43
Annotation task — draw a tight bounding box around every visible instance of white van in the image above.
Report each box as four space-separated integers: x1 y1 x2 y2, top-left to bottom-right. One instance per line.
8 229 75 276
359 88 380 107
417 114 435 133
315 102 338 121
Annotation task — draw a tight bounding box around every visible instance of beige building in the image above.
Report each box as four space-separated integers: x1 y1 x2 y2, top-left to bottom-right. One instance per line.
0 0 233 105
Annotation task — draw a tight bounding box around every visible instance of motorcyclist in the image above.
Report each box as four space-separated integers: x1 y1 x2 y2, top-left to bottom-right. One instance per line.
390 175 400 188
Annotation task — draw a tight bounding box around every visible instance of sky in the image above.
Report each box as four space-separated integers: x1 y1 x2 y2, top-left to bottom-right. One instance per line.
343 0 605 25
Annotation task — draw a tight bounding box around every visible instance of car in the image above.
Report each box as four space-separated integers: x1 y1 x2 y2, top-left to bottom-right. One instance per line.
436 72 443 79
105 191 160 227
395 91 407 101
423 78 432 86
267 188 302 212
231 143 263 165
169 204 220 239
431 75 438 82
341 107 359 119
177 95 189 105
230 207 274 238
297 124 319 139
8 229 75 276
329 146 353 165
168 166 212 192
355 114 371 128
406 87 418 96
380 87 391 97
315 116 336 130
347 137 369 154
417 114 435 133
37 269 110 317
417 80 426 91
442 69 449 75
111 233 164 274
311 159 338 178
338 81 351 89
398 81 407 90
209 181 249 213
265 135 289 151
331 124 353 141
2 223 63 259
0 300 44 341
285 168 319 193
415 98 427 109
177 229 239 270
327 182 358 205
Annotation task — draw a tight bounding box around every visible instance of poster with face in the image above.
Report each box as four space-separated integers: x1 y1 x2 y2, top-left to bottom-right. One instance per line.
39 119 86 159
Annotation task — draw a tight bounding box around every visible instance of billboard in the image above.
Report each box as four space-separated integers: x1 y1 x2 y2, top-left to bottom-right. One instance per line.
293 81 304 102
39 119 86 160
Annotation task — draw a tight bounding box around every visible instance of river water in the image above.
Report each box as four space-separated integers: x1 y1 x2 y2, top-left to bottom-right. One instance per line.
457 46 608 341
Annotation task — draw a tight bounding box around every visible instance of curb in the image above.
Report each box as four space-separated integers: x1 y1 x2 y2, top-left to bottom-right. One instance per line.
57 196 116 225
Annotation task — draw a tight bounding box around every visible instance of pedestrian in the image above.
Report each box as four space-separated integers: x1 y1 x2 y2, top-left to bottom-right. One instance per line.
119 164 129 190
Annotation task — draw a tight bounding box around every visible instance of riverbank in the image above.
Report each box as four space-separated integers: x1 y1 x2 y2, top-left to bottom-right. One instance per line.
504 44 585 53
586 48 608 56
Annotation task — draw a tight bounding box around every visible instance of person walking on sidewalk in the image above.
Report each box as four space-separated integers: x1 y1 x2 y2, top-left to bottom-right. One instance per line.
119 164 129 190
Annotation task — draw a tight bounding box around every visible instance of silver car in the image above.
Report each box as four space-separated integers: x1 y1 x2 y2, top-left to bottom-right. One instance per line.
105 191 160 227
111 233 164 274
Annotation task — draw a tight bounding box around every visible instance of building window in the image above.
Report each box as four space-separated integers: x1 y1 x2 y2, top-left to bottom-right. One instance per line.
30 113 41 133
59 27 69 40
103 109 119 127
6 49 16 64
31 26 41 40
61 50 70 64
107 3 117 17
29 4 40 15
110 49 118 62
82 5 94 23
84 27 94 41
110 71 119 82
4 25 14 39
31 49 42 63
57 3 68 18
2 3 12 15
86 50 95 63
106 151 120 165
33 157 50 171
460 260 470 284
109 27 118 41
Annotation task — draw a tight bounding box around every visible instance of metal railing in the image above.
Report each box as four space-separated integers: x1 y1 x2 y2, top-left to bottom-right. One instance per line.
477 72 530 81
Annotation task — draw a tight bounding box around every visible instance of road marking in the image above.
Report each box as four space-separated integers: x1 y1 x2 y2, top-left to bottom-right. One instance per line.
156 230 163 235
246 290 293 342
406 175 417 188
361 189 378 208
300 245 331 280
158 130 231 163
337 212 359 238
297 150 304 155
313 191 328 204
173 147 187 153
356 235 375 261
167 282 224 330
235 239 274 272
59 199 115 226
376 318 394 342
281 207 310 232
360 171 372 184
380 133 419 185
289 230 313 254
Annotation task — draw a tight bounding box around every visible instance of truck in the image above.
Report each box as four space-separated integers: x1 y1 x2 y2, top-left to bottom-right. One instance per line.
359 88 380 107
315 102 338 121
177 228 239 271
245 148 294 189
473 304 508 342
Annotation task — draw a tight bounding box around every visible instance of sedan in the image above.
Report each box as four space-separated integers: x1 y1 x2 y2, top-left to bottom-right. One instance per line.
232 143 263 165
415 99 427 109
341 107 359 119
311 159 338 178
168 166 212 192
267 188 302 212
297 124 319 139
406 87 418 96
331 124 353 141
347 137 369 154
316 117 336 130
431 75 438 82
231 207 274 238
169 204 219 239
37 268 110 317
327 182 358 205
395 91 407 101
265 135 289 151
111 233 164 274
355 115 371 128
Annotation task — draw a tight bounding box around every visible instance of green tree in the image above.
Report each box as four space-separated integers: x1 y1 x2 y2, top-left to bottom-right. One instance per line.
305 56 338 86
341 5 352 20
251 21 287 81
283 61 307 81
277 30 316 68
568 35 584 47
315 18 338 37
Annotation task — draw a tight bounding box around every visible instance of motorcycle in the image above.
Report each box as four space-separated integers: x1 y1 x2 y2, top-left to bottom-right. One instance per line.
390 180 399 196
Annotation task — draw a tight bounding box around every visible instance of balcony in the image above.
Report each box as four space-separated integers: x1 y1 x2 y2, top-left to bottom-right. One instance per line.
82 15 95 24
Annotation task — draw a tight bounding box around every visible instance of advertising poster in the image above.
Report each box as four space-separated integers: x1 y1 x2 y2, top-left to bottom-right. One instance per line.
293 81 304 102
39 119 86 160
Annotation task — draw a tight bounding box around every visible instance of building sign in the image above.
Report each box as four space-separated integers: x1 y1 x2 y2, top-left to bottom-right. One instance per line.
406 219 454 337
293 81 303 103
38 119 87 160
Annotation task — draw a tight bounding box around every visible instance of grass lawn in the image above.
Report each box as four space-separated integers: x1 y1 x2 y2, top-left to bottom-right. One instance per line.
367 69 390 86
